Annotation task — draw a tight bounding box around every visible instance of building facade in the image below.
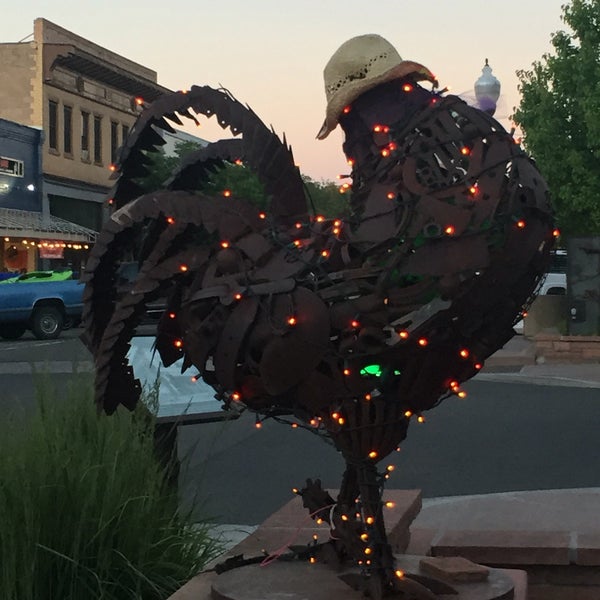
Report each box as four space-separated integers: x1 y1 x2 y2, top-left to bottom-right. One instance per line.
0 18 173 272
0 118 43 272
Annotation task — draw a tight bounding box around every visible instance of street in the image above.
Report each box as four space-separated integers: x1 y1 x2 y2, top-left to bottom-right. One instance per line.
1 332 600 527
176 379 600 525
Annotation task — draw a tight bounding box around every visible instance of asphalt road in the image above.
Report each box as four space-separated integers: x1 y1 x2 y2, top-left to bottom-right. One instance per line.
2 331 600 526
177 379 600 525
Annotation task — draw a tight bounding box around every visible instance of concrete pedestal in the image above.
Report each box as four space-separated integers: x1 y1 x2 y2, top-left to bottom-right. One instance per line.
212 555 516 600
168 490 527 600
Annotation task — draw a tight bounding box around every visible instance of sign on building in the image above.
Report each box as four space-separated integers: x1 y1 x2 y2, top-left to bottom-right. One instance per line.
0 156 24 177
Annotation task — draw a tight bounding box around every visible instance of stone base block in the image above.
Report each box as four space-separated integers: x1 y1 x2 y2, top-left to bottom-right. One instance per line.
211 555 521 600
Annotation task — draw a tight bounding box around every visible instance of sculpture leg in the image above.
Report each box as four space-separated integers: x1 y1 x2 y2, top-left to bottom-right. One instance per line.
356 460 396 596
356 462 437 600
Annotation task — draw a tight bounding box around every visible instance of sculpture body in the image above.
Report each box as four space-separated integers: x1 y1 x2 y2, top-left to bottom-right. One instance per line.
83 36 554 598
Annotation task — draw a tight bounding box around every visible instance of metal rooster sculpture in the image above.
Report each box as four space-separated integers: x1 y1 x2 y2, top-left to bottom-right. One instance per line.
82 35 555 599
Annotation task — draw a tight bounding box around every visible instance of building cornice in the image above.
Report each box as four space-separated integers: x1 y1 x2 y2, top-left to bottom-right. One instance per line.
44 172 111 195
43 44 172 102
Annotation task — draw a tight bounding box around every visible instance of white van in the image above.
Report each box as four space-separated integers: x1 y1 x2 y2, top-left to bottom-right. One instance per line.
514 250 567 334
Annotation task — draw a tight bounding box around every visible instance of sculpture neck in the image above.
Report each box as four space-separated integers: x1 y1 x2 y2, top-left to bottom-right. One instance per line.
338 79 434 220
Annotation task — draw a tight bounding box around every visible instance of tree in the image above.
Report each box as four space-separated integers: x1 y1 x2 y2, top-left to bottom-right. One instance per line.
513 0 600 236
137 140 202 192
303 176 351 219
137 140 348 218
197 161 269 210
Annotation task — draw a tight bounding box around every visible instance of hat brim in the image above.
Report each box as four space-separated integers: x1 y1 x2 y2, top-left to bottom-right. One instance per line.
316 61 436 140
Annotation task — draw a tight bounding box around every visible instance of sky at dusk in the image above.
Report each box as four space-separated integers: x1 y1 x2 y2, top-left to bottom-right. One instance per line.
2 1 567 182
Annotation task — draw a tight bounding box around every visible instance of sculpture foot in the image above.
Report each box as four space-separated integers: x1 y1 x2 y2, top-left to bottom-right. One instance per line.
339 569 456 599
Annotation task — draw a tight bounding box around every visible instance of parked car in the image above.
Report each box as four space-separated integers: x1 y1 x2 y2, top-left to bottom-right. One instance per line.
0 269 75 284
514 250 567 334
0 276 84 340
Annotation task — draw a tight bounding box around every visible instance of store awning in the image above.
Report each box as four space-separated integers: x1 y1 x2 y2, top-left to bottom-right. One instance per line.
0 208 97 243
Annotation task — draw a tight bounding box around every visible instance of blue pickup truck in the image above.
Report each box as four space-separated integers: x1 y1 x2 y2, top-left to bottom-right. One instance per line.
0 271 84 340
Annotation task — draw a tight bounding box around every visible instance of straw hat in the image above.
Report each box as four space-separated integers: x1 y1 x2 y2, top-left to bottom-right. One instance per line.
316 34 436 140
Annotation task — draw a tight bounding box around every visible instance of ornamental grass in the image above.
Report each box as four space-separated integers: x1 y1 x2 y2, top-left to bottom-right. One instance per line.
0 375 222 600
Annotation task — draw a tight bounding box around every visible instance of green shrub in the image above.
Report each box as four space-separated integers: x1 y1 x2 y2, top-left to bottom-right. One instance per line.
0 375 221 600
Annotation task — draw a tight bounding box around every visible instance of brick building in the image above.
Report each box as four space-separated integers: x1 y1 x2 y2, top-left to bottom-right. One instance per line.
0 18 172 272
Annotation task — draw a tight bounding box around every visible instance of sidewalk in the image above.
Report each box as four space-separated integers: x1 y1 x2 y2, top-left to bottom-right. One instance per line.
481 335 600 388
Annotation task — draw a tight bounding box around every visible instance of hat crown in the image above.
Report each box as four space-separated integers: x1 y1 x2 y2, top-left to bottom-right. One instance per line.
317 34 434 140
323 35 403 102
